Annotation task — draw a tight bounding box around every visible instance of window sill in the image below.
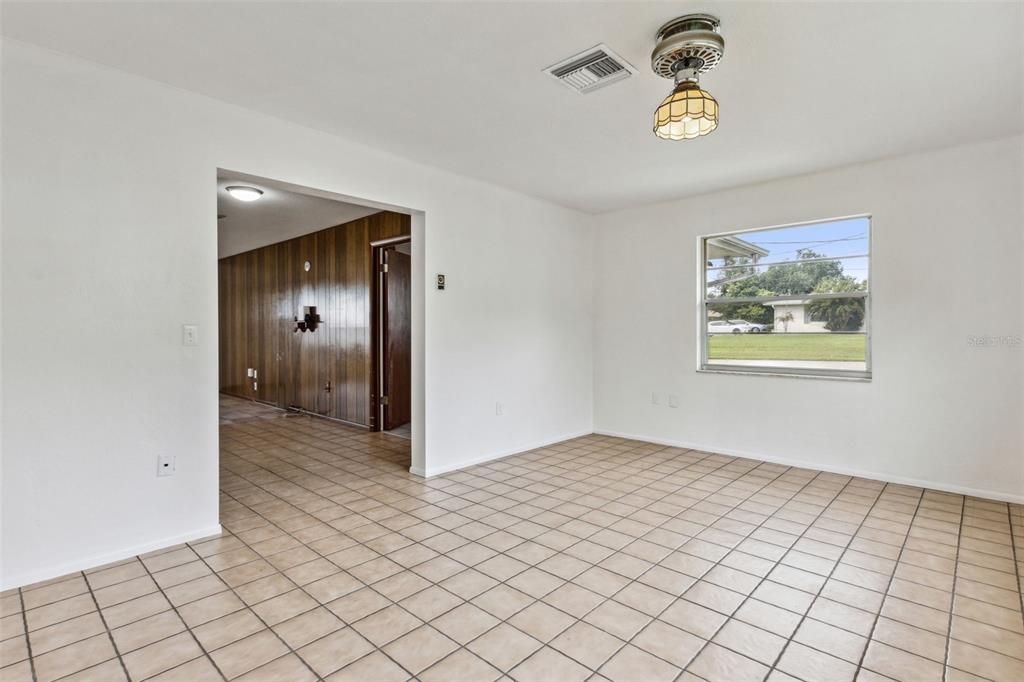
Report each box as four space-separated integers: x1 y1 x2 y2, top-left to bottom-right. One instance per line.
698 366 872 382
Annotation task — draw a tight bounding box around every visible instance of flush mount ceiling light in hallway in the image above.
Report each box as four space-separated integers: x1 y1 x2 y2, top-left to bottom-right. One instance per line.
651 14 724 140
225 185 264 202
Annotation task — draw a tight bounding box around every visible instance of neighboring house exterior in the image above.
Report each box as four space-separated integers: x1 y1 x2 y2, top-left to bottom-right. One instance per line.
770 299 865 333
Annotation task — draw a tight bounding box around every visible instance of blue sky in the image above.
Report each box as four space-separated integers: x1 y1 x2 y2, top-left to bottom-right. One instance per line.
712 216 870 285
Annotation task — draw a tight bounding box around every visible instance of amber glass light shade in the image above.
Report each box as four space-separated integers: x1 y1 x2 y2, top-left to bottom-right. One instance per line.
653 82 718 140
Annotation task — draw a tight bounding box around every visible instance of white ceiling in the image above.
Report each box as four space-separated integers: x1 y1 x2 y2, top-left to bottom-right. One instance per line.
217 172 379 257
4 2 1022 213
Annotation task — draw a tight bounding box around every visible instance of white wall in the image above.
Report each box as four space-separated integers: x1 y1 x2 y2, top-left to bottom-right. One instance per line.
0 42 594 589
594 136 1024 502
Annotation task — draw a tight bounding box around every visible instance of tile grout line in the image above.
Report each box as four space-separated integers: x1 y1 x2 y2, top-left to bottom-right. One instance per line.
1007 505 1024 621
18 587 39 682
939 495 967 682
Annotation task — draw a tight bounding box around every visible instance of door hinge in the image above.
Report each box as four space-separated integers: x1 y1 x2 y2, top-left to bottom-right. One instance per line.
380 396 389 406
382 263 389 273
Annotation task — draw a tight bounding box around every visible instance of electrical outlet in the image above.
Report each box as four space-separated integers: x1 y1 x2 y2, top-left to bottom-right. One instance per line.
495 402 503 416
669 394 679 408
157 455 176 477
182 324 199 347
651 392 661 405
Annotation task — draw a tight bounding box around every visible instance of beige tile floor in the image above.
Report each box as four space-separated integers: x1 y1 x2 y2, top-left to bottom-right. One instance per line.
2 397 1022 681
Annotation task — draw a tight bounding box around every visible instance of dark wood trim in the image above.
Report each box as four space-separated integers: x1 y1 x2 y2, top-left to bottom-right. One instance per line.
370 237 412 432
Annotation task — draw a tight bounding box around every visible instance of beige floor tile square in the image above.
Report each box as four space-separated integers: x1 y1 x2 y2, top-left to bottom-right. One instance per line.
777 641 858 682
507 567 566 599
178 590 246 628
326 586 391 623
508 601 576 643
25 594 96 631
419 648 500 682
947 638 1024 681
793 618 867 663
101 592 173 630
164 574 231 606
326 651 409 681
86 561 148 591
283 558 341 586
22 577 89 610
687 642 769 682
549 621 623 670
398 584 462 621
27 612 106 655
351 604 422 646
471 584 534 620
232 653 316 682
192 608 265 651
873 615 947 661
273 606 344 648
0 636 28 667
297 627 375 678
468 622 543 670
432 602 500 644
510 646 592 682
371 570 432 602
807 596 876 637
122 631 204 682
950 614 1024 660
600 643 680 682
660 599 728 639
383 625 459 674
110 609 187 653
584 599 651 640
32 632 115 682
543 583 605 618
631 620 706 669
862 639 944 682
713 619 787 665
440 568 500 600
148 655 222 682
303 571 363 603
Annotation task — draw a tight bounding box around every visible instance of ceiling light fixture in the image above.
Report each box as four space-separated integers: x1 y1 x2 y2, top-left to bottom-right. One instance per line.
225 186 264 202
651 14 724 140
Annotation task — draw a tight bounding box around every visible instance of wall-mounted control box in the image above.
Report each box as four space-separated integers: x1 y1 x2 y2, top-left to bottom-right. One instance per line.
436 274 446 290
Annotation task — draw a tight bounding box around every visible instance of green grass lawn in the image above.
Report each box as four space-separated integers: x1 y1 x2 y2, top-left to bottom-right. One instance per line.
708 333 866 361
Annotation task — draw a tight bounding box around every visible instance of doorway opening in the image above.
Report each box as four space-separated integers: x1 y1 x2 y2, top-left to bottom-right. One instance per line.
372 238 412 437
216 170 422 469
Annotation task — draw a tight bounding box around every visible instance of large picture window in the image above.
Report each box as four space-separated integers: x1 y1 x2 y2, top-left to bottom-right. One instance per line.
700 215 871 379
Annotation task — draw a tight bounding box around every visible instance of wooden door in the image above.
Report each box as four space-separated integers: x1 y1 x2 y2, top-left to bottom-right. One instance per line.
383 247 411 430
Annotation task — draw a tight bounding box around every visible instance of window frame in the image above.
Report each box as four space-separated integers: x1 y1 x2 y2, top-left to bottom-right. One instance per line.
697 214 872 381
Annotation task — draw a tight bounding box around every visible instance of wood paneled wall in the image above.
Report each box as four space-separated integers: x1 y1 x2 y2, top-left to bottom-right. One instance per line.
218 211 410 426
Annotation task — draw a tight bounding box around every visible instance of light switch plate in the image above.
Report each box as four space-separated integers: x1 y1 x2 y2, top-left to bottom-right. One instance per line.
182 324 199 346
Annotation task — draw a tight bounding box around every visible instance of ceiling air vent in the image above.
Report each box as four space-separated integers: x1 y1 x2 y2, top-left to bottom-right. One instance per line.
545 44 636 94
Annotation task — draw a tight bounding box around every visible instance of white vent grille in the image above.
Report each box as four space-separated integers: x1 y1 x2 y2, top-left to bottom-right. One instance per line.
545 44 636 94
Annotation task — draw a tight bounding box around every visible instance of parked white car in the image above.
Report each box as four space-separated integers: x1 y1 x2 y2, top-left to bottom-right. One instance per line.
708 319 770 334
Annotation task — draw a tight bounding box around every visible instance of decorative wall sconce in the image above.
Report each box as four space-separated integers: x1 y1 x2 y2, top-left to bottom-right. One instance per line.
294 306 322 333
